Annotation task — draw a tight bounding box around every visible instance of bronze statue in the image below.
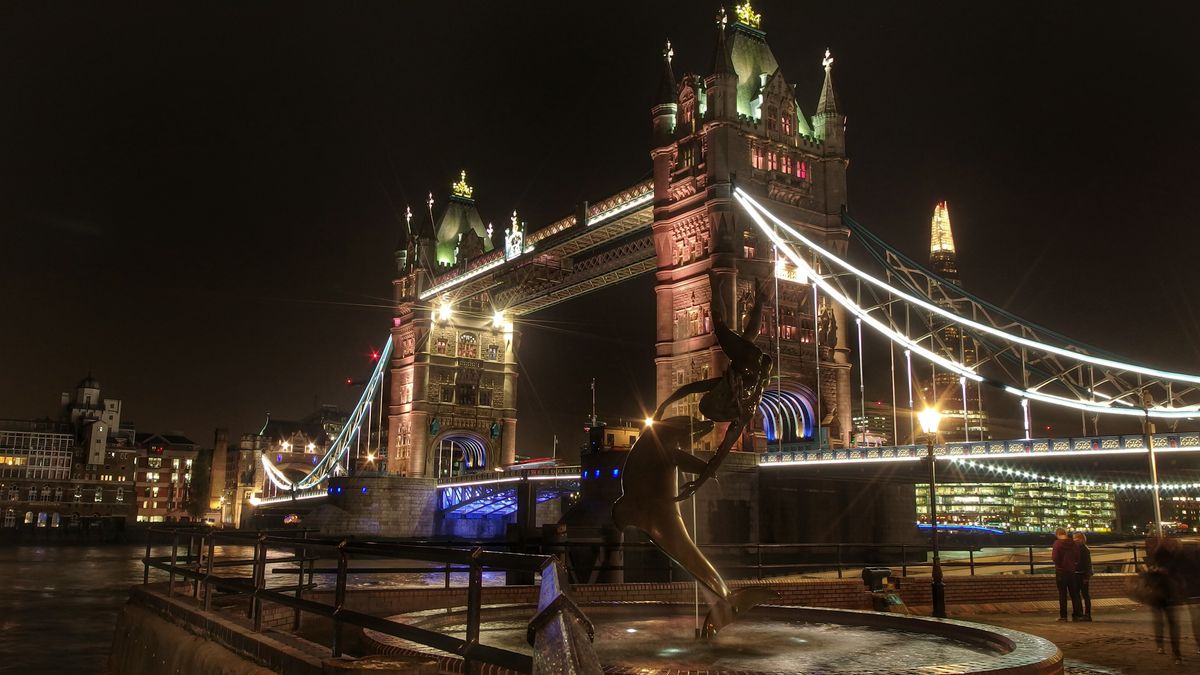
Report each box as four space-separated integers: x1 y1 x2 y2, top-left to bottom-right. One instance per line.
613 272 776 637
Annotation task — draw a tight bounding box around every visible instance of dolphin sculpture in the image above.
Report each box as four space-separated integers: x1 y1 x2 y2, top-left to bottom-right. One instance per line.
613 273 777 637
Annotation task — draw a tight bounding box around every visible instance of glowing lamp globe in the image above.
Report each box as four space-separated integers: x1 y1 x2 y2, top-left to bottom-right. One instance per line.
918 408 942 435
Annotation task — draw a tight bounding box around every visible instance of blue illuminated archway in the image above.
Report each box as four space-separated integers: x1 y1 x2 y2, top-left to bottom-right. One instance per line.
758 384 817 444
432 432 490 474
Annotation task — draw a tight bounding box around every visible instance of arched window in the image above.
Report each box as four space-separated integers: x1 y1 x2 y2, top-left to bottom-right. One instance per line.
24 511 33 525
36 512 48 528
50 513 61 528
3 509 14 528
458 333 478 359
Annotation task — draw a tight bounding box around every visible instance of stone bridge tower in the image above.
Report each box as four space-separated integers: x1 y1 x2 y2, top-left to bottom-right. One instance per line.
651 4 853 450
388 173 520 478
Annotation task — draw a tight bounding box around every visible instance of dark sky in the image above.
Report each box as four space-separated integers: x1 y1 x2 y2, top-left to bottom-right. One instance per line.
2 2 1198 457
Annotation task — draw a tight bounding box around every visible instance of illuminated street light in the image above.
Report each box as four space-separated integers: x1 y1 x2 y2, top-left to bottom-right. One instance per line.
306 442 315 453
493 309 506 329
281 441 291 451
644 417 654 428
438 300 453 323
918 407 946 618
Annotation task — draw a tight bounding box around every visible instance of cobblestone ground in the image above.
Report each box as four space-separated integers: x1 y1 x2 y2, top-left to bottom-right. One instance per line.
965 605 1199 674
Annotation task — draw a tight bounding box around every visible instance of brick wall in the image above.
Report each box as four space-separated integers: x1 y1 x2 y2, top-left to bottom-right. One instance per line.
894 573 1134 606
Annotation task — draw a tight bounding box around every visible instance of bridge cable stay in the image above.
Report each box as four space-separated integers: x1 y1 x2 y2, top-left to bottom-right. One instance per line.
733 189 1200 421
841 213 1199 420
257 335 395 498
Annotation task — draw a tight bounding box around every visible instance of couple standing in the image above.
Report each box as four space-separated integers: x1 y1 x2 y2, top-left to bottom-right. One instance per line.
1052 527 1093 621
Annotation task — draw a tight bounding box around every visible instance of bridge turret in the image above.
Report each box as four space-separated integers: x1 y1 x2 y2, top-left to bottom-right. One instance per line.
704 8 738 123
812 49 844 154
651 40 677 147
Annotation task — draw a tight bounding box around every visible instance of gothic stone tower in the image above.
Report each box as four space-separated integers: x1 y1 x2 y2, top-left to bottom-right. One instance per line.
652 4 853 449
388 173 519 478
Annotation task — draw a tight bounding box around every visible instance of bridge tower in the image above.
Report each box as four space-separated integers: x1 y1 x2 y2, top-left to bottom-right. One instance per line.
651 4 853 450
388 173 520 478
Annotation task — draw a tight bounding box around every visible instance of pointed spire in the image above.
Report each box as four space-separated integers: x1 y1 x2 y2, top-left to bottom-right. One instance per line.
658 39 676 104
930 201 956 255
710 7 735 76
816 48 839 116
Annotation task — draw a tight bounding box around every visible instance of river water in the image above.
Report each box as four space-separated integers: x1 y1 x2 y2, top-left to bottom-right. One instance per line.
0 543 507 674
0 544 149 674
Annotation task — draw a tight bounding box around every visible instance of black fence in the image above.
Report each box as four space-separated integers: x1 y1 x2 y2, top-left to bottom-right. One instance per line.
141 526 596 674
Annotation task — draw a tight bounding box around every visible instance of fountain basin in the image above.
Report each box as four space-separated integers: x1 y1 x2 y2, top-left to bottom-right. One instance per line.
363 601 1063 674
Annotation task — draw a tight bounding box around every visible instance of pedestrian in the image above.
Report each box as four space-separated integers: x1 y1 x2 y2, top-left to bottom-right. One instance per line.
1179 542 1200 656
1073 532 1092 621
1145 536 1185 664
1052 527 1083 621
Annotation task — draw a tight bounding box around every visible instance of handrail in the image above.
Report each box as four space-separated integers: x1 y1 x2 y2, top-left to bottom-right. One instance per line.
141 526 600 674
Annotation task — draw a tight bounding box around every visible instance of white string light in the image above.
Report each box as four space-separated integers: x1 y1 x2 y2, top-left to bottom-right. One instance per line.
949 457 1200 491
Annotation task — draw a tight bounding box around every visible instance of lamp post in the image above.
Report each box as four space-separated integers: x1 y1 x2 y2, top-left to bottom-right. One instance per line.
918 407 945 618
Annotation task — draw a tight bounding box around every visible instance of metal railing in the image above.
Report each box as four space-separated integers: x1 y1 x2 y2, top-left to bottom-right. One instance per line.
348 538 1147 582
141 526 598 674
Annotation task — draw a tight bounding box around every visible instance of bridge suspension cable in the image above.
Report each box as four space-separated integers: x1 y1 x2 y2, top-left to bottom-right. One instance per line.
734 189 1200 421
260 335 394 493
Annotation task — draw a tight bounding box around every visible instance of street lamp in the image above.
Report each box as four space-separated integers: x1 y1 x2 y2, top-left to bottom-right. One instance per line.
918 407 946 618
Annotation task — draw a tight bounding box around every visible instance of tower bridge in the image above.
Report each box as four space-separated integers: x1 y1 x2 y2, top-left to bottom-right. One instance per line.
245 4 1200 540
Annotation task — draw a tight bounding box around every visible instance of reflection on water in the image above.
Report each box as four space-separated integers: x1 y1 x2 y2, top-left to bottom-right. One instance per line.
0 543 504 674
435 613 996 672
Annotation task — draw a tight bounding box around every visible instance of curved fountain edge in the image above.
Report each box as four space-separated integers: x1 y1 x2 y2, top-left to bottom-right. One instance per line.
363 601 1064 675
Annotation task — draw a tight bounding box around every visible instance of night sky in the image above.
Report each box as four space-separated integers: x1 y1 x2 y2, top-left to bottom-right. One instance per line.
2 2 1198 458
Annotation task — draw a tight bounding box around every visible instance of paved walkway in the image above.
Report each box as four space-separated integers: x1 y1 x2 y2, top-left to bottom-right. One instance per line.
957 604 1200 673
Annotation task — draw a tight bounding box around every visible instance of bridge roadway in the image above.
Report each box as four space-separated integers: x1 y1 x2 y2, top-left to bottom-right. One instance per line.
253 431 1200 512
417 180 654 315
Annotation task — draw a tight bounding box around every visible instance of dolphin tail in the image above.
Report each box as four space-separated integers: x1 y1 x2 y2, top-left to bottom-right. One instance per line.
701 586 780 638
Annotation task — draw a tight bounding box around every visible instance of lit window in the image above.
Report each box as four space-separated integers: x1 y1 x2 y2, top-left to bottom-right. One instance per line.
458 333 478 359
94 488 103 502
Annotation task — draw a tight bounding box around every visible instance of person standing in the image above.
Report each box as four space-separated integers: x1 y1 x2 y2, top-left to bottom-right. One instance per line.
1073 532 1092 621
1052 527 1082 621
1145 536 1184 664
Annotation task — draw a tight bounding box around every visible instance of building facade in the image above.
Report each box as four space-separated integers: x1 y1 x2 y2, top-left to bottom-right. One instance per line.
915 481 1117 533
922 201 989 441
1 375 207 533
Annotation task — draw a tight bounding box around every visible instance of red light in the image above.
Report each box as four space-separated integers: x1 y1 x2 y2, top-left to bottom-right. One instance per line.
1044 425 1052 431
370 351 380 361
346 378 353 385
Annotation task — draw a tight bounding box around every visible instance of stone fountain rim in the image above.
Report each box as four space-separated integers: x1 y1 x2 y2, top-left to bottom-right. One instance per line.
365 601 1064 675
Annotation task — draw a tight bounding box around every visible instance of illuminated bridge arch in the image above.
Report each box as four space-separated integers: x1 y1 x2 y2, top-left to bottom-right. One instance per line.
430 431 491 476
757 384 817 444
